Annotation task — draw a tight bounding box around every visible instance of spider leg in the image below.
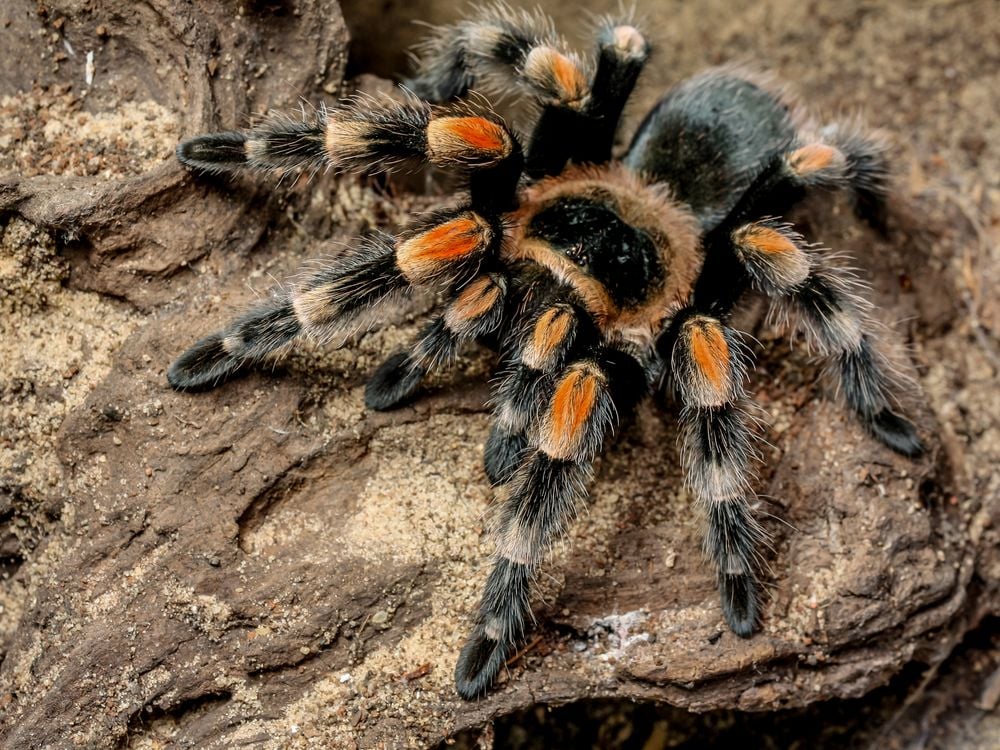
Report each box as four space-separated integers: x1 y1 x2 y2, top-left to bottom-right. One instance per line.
718 136 889 233
660 312 766 636
484 303 588 485
406 6 649 176
168 209 502 391
176 99 523 214
724 219 922 456
171 98 528 392
528 16 650 173
821 120 892 232
689 131 921 456
457 346 646 699
365 271 508 410
406 5 587 108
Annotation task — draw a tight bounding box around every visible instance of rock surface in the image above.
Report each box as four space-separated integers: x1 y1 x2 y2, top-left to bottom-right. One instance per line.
1 1 998 748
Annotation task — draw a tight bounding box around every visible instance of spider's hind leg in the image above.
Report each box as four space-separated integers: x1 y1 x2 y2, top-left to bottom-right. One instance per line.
722 214 923 457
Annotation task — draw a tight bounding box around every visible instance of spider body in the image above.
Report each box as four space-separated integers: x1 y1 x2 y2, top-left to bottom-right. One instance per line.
168 6 922 700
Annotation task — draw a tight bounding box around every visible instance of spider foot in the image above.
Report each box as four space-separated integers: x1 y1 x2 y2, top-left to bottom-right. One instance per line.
718 572 760 638
167 333 248 391
176 132 249 174
365 352 426 411
866 409 924 458
455 625 511 700
167 298 299 392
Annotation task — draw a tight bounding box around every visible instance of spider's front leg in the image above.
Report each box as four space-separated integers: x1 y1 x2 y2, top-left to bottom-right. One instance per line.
407 5 650 176
169 101 524 391
168 209 505 391
484 303 588 484
662 312 767 635
177 98 522 214
456 346 646 699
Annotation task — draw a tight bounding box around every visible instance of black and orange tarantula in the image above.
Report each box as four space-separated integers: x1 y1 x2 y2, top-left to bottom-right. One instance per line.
168 6 923 699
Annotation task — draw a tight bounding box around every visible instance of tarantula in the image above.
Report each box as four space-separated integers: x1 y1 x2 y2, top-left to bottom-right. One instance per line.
168 6 923 699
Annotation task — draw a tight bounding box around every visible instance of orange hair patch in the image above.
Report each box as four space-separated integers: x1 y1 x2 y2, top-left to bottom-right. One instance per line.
524 47 588 106
551 52 587 103
788 144 842 176
446 275 503 325
687 318 731 404
523 307 574 370
396 214 491 283
541 364 603 459
426 117 511 166
736 225 798 255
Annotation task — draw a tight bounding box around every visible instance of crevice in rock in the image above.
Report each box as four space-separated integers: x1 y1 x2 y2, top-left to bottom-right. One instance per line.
121 691 233 750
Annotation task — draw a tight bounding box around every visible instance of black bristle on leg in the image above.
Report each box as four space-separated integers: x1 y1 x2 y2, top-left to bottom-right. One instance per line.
484 362 557 485
455 557 532 700
671 315 768 638
404 43 472 103
167 298 300 391
364 320 453 412
571 22 650 165
365 352 427 411
866 409 924 457
706 498 764 637
167 333 248 391
838 335 923 457
525 108 587 178
454 625 511 700
718 571 760 637
484 425 528 486
826 122 892 233
176 132 248 174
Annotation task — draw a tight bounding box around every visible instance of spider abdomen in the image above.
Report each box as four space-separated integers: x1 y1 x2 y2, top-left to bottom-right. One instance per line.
625 68 798 230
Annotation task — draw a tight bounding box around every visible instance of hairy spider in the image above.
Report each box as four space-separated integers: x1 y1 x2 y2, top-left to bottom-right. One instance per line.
168 5 923 699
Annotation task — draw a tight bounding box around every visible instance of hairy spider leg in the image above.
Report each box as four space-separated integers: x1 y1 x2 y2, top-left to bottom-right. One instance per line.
456 346 647 699
176 98 523 214
405 5 649 177
526 17 650 176
365 271 509 409
484 301 590 485
658 312 766 636
406 4 589 110
698 144 923 456
168 208 506 391
169 99 526 391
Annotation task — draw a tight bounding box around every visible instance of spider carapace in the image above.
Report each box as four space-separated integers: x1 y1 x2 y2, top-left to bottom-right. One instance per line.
168 5 923 699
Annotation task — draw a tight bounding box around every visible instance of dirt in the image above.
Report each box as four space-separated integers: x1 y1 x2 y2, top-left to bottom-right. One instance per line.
0 0 998 748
